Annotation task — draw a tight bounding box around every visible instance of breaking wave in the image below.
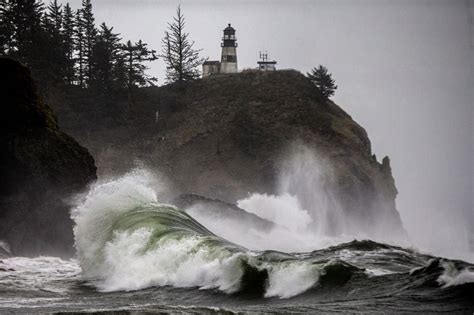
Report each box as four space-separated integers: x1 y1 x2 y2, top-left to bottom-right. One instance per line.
71 170 474 301
72 170 327 297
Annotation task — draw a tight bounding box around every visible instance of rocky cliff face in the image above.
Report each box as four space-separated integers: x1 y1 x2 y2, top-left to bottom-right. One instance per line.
53 69 406 241
0 58 97 256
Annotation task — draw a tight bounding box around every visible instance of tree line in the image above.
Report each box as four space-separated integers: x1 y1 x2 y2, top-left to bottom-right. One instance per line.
1 1 336 102
0 1 203 96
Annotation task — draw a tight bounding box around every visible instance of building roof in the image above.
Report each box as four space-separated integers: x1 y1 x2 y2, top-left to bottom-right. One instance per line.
203 60 221 65
224 23 235 32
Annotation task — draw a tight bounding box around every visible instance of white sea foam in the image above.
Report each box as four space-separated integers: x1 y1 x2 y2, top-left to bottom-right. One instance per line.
437 261 474 288
98 228 244 293
187 146 356 253
72 169 160 278
72 169 320 298
94 226 320 298
264 261 319 298
187 201 353 253
0 256 79 294
237 193 312 231
72 170 245 293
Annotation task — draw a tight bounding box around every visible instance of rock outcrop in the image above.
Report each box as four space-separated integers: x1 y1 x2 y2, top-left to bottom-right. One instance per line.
174 194 275 232
0 58 97 256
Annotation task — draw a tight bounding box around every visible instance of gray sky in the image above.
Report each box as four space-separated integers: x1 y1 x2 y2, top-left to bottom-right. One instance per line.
58 0 473 260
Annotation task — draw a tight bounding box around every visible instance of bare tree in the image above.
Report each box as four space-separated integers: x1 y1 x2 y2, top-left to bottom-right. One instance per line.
161 5 204 83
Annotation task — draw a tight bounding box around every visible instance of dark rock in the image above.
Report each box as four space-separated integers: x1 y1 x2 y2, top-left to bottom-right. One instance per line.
0 58 97 257
174 194 275 232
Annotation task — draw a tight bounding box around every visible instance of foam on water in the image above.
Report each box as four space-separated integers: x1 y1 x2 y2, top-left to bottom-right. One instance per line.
71 170 321 298
237 193 312 231
0 256 79 295
438 261 474 288
70 167 473 300
72 169 160 278
98 228 245 293
263 261 319 298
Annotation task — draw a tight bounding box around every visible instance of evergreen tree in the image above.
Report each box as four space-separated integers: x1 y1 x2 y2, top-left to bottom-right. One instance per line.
44 0 62 33
0 0 13 55
80 0 96 86
307 65 338 99
90 23 121 92
1 0 157 93
7 0 44 63
111 53 128 90
121 39 157 89
120 39 157 106
161 5 203 83
6 0 59 88
74 8 86 87
43 0 66 83
62 3 76 85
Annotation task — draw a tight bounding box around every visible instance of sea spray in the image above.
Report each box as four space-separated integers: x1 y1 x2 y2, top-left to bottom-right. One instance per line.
437 260 474 288
237 193 312 231
72 169 160 278
71 169 324 298
99 229 245 293
278 144 346 236
188 195 353 252
72 168 466 300
184 145 357 252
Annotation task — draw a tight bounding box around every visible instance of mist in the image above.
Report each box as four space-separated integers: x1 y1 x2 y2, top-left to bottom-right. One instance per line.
185 144 408 252
55 0 473 261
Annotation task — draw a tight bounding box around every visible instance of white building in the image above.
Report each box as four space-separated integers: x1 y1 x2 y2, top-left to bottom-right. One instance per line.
202 60 221 77
257 52 277 71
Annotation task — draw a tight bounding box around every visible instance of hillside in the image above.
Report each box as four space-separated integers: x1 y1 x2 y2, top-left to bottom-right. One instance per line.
51 69 405 240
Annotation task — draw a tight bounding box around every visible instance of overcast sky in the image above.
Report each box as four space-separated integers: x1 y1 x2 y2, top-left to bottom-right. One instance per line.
57 0 473 260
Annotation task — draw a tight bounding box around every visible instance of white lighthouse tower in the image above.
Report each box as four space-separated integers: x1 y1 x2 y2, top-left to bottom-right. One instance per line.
220 24 238 73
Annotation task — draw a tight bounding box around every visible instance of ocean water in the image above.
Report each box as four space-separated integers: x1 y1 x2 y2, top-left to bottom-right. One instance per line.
0 170 473 314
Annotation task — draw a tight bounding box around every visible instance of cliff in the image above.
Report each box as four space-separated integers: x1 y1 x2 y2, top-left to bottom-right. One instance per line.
52 69 405 240
0 58 97 256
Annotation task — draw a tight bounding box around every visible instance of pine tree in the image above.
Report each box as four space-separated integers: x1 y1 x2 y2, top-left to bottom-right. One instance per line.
161 5 204 83
7 0 44 63
120 39 157 106
45 0 62 33
74 8 86 88
6 0 60 88
43 0 66 83
80 0 96 86
0 0 13 55
121 39 157 89
62 3 76 85
307 65 338 99
90 23 121 92
111 53 127 90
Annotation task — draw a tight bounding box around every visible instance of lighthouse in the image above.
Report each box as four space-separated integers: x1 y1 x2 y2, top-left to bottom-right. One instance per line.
220 24 238 73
